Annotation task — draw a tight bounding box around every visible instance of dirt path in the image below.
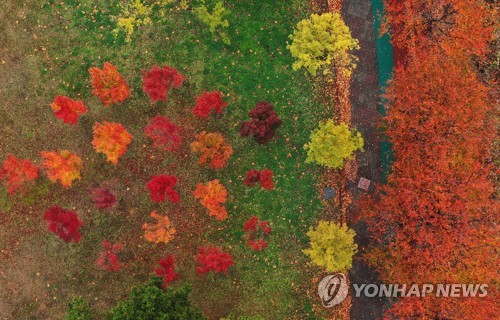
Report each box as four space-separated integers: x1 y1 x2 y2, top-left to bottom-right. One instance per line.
341 0 385 319
309 0 386 318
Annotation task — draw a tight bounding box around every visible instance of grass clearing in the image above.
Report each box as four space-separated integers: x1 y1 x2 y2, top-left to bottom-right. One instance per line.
0 0 329 319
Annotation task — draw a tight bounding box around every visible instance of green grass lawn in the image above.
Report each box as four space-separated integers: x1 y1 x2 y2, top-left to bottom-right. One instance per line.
0 0 329 318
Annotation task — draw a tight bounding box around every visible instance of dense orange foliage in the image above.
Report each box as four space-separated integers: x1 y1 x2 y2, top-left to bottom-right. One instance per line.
190 131 232 169
50 95 87 125
360 50 497 319
40 150 82 188
193 180 228 221
142 211 176 244
0 155 39 195
384 0 494 58
92 122 133 165
89 62 131 106
359 0 498 317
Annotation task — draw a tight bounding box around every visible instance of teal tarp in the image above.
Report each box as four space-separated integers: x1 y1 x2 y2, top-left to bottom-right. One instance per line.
371 0 395 183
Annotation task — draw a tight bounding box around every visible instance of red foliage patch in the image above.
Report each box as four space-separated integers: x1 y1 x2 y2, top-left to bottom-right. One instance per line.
96 240 122 272
154 255 179 289
0 155 39 195
89 62 130 106
248 239 268 251
146 174 180 203
196 246 234 275
243 169 274 190
144 116 182 151
43 206 83 243
51 95 87 125
243 216 272 251
142 65 185 103
91 187 117 209
192 91 228 118
239 101 282 144
244 170 260 186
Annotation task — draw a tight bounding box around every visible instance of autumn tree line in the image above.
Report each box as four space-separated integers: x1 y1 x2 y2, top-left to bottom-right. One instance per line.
359 0 498 318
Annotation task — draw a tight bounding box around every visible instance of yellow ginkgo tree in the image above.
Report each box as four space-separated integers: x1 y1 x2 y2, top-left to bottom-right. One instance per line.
304 120 363 169
303 220 358 272
287 13 359 75
114 0 153 43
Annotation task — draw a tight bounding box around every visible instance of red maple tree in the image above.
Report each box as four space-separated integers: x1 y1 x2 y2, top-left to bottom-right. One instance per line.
146 174 180 203
154 255 179 289
91 186 117 209
144 116 182 151
96 240 122 272
239 102 282 144
142 65 185 103
243 169 274 190
89 62 130 106
43 206 83 243
50 95 87 125
0 155 39 195
192 91 227 118
243 216 272 251
196 246 234 275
